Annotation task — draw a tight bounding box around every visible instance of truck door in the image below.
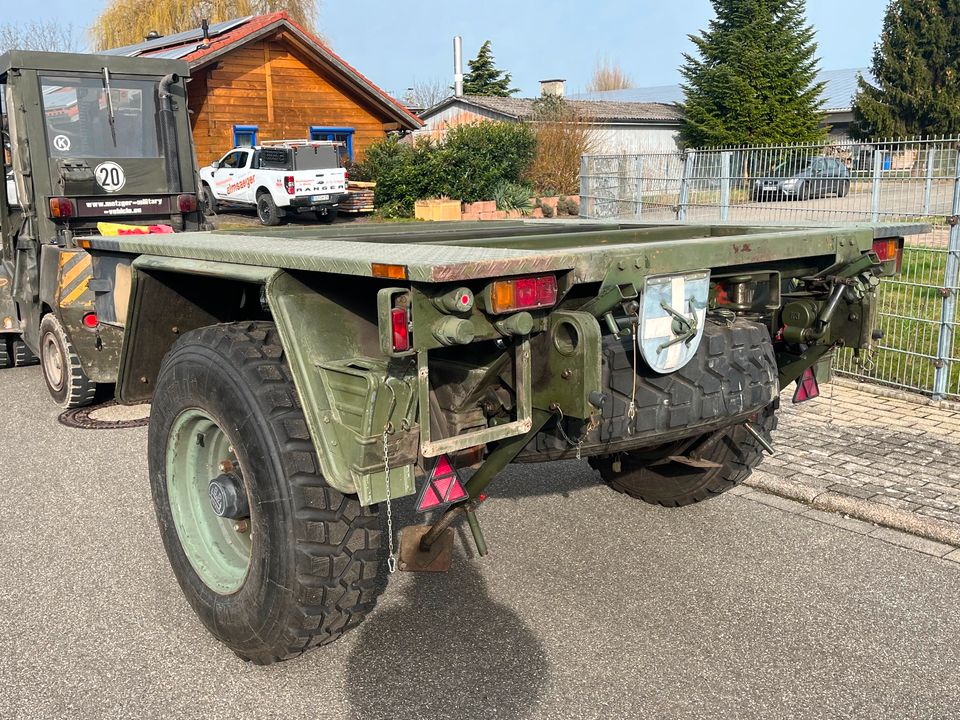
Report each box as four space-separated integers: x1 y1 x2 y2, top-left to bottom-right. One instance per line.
210 150 245 202
234 150 257 204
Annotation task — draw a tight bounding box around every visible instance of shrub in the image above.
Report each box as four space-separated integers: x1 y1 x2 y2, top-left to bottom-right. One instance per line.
352 121 536 215
492 180 533 214
525 96 597 196
541 202 555 218
439 122 536 202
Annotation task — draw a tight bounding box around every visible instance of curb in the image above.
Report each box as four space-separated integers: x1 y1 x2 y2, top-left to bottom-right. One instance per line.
831 375 960 412
744 473 960 548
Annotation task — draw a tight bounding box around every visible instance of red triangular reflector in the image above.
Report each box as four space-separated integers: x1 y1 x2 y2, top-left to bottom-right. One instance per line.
793 366 820 404
415 455 468 512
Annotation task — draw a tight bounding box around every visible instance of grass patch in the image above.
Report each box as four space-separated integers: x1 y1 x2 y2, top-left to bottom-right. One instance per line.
834 243 959 397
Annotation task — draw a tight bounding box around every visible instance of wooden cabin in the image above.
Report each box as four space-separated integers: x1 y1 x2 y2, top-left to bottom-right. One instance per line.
107 13 422 166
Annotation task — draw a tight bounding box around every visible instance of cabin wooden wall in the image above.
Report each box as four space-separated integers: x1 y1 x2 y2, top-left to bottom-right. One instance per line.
188 35 393 166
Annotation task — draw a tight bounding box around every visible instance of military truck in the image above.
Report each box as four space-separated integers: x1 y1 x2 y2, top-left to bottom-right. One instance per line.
0 51 202 406
77 218 919 664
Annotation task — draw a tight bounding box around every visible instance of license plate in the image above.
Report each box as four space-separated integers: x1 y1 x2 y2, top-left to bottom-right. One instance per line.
763 185 778 191
311 194 330 203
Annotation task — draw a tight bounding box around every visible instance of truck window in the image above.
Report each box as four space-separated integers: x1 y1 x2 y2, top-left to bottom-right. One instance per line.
219 151 245 169
41 75 160 159
293 144 340 171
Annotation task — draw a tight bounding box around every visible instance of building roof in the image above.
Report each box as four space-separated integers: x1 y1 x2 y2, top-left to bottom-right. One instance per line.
104 12 422 129
569 68 874 114
422 94 684 124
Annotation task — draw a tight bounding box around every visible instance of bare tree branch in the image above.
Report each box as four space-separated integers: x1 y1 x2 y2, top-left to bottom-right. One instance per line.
587 58 633 92
403 79 450 110
0 21 81 54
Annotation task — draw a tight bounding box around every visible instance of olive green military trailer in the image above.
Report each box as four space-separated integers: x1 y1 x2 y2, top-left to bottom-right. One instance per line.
0 51 203 405
80 218 918 664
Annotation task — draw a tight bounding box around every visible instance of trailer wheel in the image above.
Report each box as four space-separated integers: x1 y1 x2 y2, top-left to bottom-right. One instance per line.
591 404 777 507
149 321 383 664
38 314 96 408
256 191 284 226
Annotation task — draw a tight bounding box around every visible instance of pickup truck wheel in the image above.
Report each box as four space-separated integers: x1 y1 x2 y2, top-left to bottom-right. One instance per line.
149 321 383 664
256 192 284 226
39 314 96 408
200 182 218 215
592 404 777 507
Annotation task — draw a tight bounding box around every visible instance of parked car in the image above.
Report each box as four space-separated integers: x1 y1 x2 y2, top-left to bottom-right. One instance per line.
199 140 348 225
753 156 850 201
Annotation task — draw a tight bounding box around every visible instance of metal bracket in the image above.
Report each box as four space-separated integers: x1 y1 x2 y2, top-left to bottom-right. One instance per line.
417 336 533 458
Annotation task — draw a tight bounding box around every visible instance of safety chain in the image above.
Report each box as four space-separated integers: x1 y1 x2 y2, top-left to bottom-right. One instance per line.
382 425 397 573
553 405 600 460
627 319 639 433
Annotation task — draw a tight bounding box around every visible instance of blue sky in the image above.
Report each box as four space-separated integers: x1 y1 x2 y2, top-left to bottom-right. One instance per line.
9 0 883 98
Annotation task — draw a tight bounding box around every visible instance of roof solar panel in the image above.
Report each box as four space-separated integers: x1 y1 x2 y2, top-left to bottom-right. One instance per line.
102 16 252 57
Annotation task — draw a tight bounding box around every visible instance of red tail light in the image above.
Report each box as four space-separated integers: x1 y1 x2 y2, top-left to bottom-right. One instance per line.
49 197 76 218
82 312 98 329
177 194 197 212
284 176 295 195
872 238 903 273
488 275 558 314
391 307 410 352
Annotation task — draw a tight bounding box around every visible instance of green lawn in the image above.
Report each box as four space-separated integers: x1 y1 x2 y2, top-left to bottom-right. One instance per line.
834 241 959 398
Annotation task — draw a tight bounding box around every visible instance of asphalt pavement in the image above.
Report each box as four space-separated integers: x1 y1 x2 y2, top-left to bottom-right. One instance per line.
2 365 959 720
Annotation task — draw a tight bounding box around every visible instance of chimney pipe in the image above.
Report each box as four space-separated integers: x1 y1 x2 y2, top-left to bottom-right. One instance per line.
453 36 464 97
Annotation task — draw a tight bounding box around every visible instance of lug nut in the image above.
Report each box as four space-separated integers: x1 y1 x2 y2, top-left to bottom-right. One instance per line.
219 460 234 473
234 520 249 534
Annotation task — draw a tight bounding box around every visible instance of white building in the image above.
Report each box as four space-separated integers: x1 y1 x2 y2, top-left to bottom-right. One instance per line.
416 80 683 155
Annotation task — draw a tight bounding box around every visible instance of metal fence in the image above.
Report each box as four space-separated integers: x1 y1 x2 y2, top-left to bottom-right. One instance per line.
579 137 960 400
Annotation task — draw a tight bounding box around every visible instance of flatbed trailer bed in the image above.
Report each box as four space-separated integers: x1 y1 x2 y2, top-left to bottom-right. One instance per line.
78 219 924 664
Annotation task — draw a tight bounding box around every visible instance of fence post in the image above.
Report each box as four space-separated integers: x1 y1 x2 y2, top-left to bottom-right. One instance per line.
923 146 936 217
579 154 589 218
871 148 883 222
932 151 960 399
719 151 731 222
633 155 643 218
677 151 696 222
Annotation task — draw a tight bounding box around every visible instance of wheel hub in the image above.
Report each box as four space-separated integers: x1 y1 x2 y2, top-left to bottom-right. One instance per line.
166 409 253 594
208 471 250 519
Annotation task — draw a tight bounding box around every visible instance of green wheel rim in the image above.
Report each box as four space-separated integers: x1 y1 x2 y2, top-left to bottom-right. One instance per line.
166 409 252 594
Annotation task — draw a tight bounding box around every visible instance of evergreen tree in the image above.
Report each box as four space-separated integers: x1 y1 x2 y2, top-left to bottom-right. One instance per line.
462 41 518 97
680 0 826 147
851 1 960 139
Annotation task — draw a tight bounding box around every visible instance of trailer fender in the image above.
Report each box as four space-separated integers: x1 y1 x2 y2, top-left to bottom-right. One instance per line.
264 270 418 503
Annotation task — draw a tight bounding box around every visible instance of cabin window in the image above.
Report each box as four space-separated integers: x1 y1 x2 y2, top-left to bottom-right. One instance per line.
309 126 354 161
233 125 258 148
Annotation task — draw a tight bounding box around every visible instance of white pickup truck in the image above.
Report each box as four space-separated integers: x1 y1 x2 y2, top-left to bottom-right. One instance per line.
198 140 348 225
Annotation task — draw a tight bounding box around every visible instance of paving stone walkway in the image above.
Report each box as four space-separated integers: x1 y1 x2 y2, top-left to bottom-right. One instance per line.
749 380 960 541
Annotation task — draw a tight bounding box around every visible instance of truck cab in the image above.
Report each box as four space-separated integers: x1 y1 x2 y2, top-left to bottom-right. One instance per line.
0 50 200 406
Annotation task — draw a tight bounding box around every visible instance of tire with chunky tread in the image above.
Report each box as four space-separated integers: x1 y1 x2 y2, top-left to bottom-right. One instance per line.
12 338 38 366
148 321 383 664
256 191 284 226
0 339 10 368
38 314 96 408
592 403 777 506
